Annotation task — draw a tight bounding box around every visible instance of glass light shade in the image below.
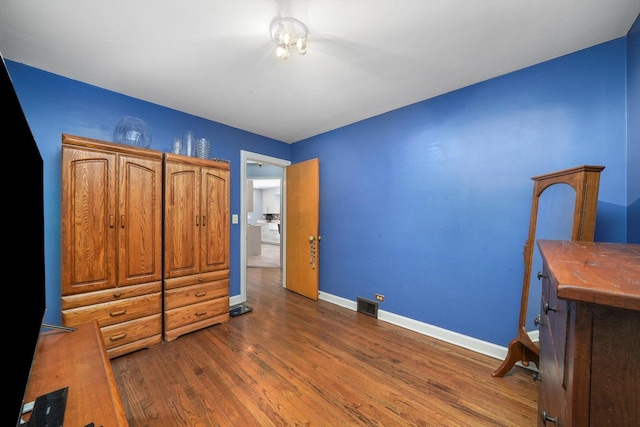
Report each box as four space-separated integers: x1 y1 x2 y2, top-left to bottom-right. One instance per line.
297 36 308 54
276 45 289 58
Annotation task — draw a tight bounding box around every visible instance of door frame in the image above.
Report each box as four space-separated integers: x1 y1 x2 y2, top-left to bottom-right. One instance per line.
235 150 291 307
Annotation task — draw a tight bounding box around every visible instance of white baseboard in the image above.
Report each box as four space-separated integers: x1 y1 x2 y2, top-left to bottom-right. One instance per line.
229 295 244 307
319 291 538 372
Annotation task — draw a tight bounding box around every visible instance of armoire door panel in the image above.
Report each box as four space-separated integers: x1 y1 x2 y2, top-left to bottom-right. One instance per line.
117 154 163 286
201 167 230 272
61 147 117 294
164 162 201 278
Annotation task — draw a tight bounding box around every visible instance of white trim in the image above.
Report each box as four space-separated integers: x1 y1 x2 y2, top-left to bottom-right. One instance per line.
319 291 538 372
238 150 290 306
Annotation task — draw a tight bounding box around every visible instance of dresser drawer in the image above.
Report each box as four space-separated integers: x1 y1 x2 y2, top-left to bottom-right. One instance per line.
164 270 229 291
164 297 229 331
100 313 162 350
164 278 229 310
537 309 567 426
62 292 162 327
61 282 162 310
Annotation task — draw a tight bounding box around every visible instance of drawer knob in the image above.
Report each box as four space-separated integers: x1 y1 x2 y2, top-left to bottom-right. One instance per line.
541 409 558 425
537 271 548 280
543 302 557 314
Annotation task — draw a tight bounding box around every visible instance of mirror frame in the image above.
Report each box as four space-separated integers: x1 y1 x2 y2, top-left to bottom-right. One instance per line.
492 165 605 377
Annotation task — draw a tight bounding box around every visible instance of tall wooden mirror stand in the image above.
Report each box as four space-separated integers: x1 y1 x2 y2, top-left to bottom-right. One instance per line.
491 165 605 377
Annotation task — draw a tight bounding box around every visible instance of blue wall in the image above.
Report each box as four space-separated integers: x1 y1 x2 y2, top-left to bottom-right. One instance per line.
628 17 640 244
291 37 632 346
7 21 636 348
6 62 291 326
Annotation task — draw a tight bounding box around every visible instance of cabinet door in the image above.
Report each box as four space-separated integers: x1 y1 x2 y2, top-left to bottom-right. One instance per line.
200 166 230 272
164 161 200 278
61 146 117 295
117 154 163 286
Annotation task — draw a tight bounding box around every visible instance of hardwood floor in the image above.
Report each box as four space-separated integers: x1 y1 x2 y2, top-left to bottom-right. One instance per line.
111 268 538 426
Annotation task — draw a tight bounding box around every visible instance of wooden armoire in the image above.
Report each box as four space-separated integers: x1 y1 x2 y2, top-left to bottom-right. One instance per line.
163 153 230 342
60 134 230 357
61 134 164 358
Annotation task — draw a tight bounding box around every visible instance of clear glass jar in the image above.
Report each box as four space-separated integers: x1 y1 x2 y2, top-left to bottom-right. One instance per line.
195 137 211 159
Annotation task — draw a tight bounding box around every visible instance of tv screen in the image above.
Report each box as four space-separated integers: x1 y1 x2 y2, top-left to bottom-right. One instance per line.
2 53 47 426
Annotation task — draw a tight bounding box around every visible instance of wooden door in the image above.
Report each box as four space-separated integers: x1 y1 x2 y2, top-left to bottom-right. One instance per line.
200 166 230 273
285 158 320 300
117 154 163 287
164 160 200 278
61 146 117 294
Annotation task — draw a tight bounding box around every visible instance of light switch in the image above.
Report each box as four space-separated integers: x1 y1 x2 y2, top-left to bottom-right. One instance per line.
232 214 238 224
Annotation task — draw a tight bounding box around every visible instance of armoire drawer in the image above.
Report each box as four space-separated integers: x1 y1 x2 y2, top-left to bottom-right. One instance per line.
164 278 229 310
163 270 229 290
61 281 162 309
62 292 162 328
164 297 229 331
100 313 162 351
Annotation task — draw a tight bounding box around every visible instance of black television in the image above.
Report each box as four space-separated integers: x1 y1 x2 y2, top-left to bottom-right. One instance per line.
2 53 47 426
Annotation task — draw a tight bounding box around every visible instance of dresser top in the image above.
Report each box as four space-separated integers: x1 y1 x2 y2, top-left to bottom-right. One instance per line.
537 239 640 311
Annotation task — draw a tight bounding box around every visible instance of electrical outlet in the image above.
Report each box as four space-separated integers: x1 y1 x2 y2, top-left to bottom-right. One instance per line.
375 294 385 302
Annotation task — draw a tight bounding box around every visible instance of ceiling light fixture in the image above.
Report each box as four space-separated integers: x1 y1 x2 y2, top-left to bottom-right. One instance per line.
270 17 309 59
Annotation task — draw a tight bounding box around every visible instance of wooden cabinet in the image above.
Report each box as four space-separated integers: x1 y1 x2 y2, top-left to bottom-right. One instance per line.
537 240 640 427
163 153 230 342
61 134 163 358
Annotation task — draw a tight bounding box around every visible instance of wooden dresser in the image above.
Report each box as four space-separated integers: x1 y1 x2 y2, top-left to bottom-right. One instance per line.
536 240 640 426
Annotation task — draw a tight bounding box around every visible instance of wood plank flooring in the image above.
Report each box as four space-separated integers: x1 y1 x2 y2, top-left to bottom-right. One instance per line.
111 268 538 426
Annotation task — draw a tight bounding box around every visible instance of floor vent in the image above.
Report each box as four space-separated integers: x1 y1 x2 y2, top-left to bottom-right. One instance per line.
357 297 379 318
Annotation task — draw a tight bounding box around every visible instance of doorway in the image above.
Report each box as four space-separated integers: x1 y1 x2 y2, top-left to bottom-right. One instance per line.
236 150 290 308
247 178 281 268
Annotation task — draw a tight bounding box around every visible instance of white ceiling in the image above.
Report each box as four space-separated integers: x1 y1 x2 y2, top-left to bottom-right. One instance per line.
1 1 638 144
